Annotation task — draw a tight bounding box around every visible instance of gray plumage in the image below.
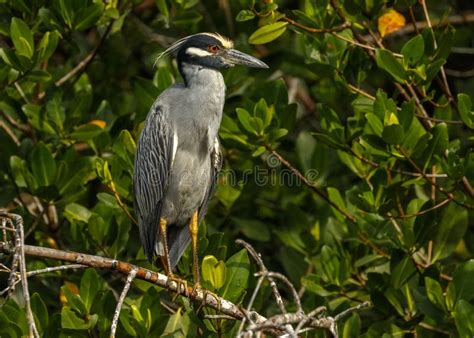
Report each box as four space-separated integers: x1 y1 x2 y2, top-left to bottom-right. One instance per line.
133 33 267 271
134 64 224 267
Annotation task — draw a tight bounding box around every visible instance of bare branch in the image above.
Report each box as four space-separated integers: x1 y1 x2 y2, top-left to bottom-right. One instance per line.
110 268 138 338
27 264 87 277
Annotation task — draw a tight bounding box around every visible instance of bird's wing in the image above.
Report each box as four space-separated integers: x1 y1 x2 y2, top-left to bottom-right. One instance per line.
198 137 222 223
133 104 177 263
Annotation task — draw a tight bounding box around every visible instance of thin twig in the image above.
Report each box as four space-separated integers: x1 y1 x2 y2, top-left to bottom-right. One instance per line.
110 268 138 338
265 147 357 223
13 214 39 337
55 22 113 87
27 264 87 277
334 301 372 321
236 239 287 313
389 198 451 219
256 272 303 315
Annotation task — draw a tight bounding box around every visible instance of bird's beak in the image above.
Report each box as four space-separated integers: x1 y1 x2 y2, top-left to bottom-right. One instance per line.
222 49 269 68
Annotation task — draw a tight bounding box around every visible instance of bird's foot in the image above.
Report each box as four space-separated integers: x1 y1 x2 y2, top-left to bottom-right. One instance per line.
191 283 222 312
166 274 189 297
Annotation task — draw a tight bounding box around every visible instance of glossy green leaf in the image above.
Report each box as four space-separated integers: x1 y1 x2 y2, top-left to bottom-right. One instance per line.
162 310 190 337
432 204 468 262
75 3 104 31
37 31 59 62
453 259 474 302
65 203 92 223
221 249 250 303
249 22 288 44
31 293 48 334
80 269 100 313
425 277 447 312
10 18 34 59
457 93 474 129
454 300 474 337
61 307 97 330
401 35 424 65
236 10 255 22
201 255 226 289
375 49 407 83
382 124 404 145
30 143 56 187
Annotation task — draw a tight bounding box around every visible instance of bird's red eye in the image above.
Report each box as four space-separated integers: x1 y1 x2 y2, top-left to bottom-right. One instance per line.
208 44 219 53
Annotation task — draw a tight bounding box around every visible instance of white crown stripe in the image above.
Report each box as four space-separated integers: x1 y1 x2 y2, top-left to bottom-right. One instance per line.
185 47 213 57
154 32 234 68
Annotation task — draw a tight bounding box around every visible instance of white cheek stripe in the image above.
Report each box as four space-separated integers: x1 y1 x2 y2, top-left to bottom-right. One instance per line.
186 47 213 57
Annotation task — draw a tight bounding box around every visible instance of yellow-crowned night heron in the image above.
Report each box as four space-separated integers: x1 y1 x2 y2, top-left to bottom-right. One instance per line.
133 33 268 286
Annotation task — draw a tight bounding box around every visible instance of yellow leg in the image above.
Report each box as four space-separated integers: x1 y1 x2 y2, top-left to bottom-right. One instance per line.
159 218 173 277
189 211 200 286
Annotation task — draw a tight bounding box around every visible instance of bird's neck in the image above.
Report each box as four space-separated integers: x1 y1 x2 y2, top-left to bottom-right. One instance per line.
179 62 224 91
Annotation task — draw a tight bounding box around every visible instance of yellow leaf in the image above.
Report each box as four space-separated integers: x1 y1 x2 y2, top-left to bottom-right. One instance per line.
378 10 406 38
60 281 80 304
88 119 106 129
388 113 400 125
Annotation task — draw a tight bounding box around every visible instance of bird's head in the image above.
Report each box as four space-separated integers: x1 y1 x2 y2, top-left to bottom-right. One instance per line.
158 32 268 70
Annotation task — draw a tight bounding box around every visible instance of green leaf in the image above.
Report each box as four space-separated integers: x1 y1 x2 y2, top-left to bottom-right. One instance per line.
155 0 169 19
74 3 104 31
375 49 407 83
0 48 23 70
454 300 474 337
22 104 56 134
431 204 468 262
58 0 74 28
233 218 270 242
425 277 447 312
201 255 226 290
236 108 257 135
70 124 104 141
37 31 59 62
457 93 474 129
249 22 288 44
327 187 347 222
162 310 190 337
80 269 99 313
254 98 273 129
31 293 48 334
221 249 250 303
30 143 56 187
343 314 361 338
97 192 120 209
61 307 93 330
63 285 88 314
236 10 255 22
65 203 92 223
453 259 474 302
10 18 34 59
401 35 424 65
423 122 448 168
382 124 404 145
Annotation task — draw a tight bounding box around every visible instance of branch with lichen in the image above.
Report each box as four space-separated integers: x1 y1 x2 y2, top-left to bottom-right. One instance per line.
0 213 371 337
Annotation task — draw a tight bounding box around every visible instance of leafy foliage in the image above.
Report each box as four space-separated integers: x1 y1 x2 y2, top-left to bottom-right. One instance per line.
0 0 474 336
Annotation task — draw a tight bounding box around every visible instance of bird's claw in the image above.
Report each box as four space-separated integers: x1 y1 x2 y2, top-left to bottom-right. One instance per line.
166 275 189 297
192 284 222 312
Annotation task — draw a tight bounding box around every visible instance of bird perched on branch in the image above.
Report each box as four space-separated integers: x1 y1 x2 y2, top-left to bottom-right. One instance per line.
133 33 268 287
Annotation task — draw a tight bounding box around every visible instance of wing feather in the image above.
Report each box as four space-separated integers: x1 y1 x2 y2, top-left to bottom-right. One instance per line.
133 105 176 262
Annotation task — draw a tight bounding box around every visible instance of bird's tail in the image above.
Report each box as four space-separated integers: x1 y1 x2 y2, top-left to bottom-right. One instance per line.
167 225 191 269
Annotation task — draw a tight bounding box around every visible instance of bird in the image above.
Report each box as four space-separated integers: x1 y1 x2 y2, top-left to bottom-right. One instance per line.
133 33 268 287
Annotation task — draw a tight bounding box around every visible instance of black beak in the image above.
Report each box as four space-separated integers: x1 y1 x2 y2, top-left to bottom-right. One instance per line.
223 49 269 68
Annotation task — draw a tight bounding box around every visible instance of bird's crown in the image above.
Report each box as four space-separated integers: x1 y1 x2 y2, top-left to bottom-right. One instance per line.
157 33 234 61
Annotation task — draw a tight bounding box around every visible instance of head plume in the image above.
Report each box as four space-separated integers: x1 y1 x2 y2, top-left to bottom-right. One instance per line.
154 32 234 68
